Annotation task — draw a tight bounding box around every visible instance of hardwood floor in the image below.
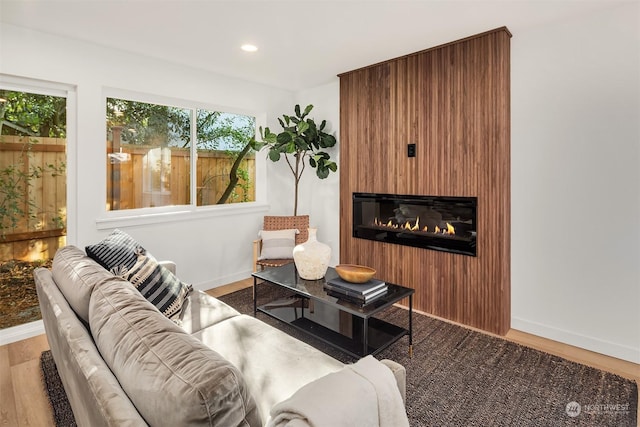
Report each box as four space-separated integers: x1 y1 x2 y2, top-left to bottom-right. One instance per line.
0 333 54 427
1 277 637 426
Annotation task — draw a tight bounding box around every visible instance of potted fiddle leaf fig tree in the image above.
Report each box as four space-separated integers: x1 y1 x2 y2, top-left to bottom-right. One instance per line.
251 104 337 215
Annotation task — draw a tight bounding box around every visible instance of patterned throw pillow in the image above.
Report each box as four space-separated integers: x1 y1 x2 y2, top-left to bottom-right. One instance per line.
86 229 191 320
258 228 299 260
123 252 192 320
86 229 145 272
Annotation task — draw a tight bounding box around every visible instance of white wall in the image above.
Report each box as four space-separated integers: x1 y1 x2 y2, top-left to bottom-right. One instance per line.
511 3 640 363
0 23 293 290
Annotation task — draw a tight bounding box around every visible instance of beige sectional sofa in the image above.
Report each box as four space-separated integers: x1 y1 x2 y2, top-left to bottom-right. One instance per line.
35 245 407 426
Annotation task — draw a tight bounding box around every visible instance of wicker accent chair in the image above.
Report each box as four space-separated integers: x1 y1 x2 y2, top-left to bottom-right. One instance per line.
253 215 310 272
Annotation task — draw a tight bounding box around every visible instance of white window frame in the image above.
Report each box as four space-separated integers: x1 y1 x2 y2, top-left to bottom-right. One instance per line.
0 73 77 345
97 88 268 230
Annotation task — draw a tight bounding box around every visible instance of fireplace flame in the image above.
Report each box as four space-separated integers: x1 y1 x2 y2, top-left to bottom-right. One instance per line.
401 218 420 231
373 217 455 235
446 222 455 235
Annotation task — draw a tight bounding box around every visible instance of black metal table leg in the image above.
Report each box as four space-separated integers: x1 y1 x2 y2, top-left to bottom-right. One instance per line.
253 276 258 316
363 317 369 356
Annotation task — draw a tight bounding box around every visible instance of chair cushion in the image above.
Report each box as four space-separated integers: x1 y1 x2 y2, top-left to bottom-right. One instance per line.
258 228 298 260
89 280 261 427
262 215 309 245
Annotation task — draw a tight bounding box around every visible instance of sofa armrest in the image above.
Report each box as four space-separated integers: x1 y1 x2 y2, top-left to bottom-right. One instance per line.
159 260 176 275
380 359 406 404
35 267 147 426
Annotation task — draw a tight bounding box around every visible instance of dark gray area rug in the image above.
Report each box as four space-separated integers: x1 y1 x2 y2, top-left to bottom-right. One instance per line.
223 284 637 427
40 350 77 427
40 284 637 427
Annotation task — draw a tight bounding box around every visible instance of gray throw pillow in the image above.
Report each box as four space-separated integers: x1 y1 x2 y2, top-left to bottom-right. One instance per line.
85 228 145 272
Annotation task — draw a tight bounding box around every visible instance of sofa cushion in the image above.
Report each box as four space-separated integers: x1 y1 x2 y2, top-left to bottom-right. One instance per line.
89 281 261 427
52 245 125 323
193 314 344 424
123 252 191 320
177 290 241 334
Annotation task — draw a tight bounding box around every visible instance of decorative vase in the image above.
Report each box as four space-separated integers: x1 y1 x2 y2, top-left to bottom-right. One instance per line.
293 228 331 280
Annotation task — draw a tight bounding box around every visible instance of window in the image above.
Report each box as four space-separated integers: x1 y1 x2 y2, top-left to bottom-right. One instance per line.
106 97 256 211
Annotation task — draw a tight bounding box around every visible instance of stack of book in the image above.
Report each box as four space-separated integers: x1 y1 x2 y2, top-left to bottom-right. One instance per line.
324 277 388 305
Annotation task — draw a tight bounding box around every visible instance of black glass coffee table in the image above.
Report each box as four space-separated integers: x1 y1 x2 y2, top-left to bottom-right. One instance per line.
252 263 414 358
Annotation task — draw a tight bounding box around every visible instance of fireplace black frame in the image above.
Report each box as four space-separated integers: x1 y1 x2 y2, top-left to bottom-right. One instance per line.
352 192 477 256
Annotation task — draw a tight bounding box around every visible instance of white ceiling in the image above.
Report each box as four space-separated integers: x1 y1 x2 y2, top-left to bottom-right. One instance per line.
0 0 625 91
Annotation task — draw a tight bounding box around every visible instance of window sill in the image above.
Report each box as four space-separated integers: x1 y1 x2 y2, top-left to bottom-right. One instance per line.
95 202 270 230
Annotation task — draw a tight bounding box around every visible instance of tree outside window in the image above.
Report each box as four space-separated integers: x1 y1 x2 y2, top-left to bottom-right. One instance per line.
106 98 256 211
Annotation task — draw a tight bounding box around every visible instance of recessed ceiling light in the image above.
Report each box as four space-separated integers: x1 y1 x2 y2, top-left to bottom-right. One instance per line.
241 44 258 52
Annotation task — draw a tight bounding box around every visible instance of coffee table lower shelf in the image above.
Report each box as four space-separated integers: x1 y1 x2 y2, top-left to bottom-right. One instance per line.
257 301 408 358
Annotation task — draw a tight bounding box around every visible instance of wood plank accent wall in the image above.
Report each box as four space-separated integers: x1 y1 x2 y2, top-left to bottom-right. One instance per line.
338 27 511 335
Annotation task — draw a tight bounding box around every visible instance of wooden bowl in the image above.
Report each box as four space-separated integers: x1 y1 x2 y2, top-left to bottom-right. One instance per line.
335 264 376 283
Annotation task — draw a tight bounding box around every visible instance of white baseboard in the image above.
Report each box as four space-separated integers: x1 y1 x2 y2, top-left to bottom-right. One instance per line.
0 320 45 346
511 317 640 364
191 269 252 292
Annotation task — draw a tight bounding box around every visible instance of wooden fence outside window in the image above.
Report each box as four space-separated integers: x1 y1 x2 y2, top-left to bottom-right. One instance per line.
106 145 255 210
0 136 66 261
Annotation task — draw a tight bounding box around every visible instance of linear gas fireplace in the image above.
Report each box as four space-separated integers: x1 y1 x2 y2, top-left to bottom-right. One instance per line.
353 192 477 256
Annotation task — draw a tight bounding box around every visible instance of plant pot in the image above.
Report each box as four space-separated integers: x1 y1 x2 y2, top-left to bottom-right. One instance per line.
292 228 331 280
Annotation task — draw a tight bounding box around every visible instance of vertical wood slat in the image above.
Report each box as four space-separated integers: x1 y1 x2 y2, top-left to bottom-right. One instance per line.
339 27 511 335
